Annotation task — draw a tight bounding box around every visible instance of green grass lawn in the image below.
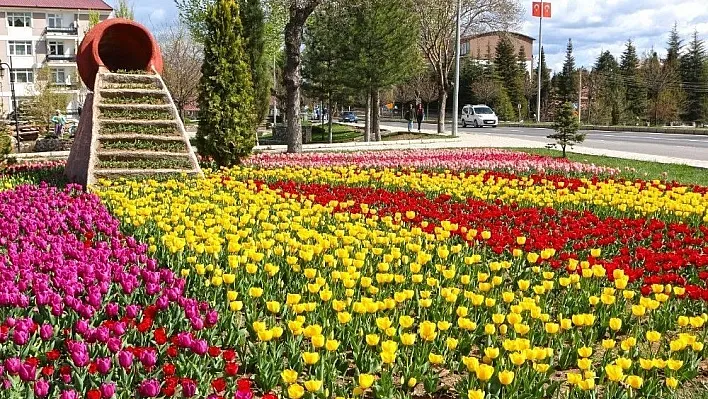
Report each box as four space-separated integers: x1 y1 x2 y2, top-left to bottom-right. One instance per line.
310 124 451 143
515 148 708 186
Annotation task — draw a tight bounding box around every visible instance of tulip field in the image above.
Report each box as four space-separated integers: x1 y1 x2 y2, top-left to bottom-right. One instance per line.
1 148 708 399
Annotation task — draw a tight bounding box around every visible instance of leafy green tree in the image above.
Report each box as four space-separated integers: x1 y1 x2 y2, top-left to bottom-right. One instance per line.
620 40 647 123
549 101 583 157
114 0 134 19
26 66 71 134
556 39 577 103
196 0 255 165
302 1 346 142
240 0 270 125
680 31 708 123
341 0 418 140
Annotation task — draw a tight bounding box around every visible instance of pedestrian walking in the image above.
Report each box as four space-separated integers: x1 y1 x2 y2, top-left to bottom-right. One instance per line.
50 110 66 137
415 103 424 133
404 104 414 132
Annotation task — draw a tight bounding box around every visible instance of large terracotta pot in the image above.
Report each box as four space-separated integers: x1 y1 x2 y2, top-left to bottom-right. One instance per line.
77 18 164 91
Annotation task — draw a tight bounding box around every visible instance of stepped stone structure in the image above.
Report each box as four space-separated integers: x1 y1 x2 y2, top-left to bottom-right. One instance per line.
66 18 201 186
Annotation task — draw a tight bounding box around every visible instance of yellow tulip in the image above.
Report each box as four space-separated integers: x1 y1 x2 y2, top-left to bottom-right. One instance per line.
428 353 444 365
399 315 414 328
484 347 500 359
311 334 325 348
605 364 624 382
418 321 437 341
304 380 322 392
475 364 494 381
577 346 593 358
266 301 281 314
287 384 305 399
302 352 319 365
281 369 298 384
358 374 375 389
366 334 380 346
609 318 622 331
380 350 396 364
577 358 592 370
468 389 485 399
498 370 514 385
645 330 661 342
667 359 683 371
446 337 459 350
337 312 352 324
625 375 643 389
666 377 679 389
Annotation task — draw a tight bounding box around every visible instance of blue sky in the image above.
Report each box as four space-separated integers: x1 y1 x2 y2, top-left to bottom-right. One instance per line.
135 0 708 73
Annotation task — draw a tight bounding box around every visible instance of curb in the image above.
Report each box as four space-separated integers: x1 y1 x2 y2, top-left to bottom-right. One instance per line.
499 123 708 136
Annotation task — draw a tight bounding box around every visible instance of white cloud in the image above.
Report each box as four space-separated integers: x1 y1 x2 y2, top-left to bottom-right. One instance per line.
520 0 708 73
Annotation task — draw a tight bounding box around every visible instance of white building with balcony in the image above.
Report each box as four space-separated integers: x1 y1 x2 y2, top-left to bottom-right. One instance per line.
0 0 113 118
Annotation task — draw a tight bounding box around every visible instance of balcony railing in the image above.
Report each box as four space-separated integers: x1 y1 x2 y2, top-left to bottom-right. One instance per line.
45 54 76 62
45 26 78 35
50 83 79 90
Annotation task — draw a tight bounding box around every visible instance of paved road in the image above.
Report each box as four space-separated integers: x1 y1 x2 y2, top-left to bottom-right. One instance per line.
388 122 708 162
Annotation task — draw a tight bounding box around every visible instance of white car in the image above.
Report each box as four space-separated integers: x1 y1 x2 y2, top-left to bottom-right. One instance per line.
461 104 498 128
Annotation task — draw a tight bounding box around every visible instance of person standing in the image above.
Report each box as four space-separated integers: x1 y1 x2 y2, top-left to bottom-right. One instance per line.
51 110 66 137
415 103 424 133
404 104 414 132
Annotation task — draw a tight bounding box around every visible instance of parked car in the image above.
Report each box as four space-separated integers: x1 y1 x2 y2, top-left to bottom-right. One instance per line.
461 104 498 128
339 111 358 123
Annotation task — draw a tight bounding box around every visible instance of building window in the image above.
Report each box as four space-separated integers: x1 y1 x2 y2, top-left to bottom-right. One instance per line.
48 41 65 55
7 12 31 27
461 42 470 56
47 14 63 28
9 41 33 56
51 68 66 84
11 69 34 83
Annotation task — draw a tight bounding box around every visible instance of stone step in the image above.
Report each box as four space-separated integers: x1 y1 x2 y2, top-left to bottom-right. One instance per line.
101 72 160 84
99 119 178 125
98 134 187 142
98 103 172 111
97 150 193 160
100 88 165 95
93 169 200 180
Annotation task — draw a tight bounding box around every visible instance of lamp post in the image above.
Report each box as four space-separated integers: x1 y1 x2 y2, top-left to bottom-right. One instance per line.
452 0 462 137
0 58 21 153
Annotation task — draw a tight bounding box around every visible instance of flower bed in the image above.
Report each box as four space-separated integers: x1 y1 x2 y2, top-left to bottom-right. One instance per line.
95 167 708 399
2 150 708 399
245 149 620 175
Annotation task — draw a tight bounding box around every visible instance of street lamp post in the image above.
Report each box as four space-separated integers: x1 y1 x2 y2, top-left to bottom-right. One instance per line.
0 58 21 153
452 0 462 138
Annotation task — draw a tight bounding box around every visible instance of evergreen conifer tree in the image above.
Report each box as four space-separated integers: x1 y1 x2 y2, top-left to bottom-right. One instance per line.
556 39 577 102
549 101 583 157
680 31 708 123
196 0 255 166
619 40 647 123
239 0 270 124
494 36 525 120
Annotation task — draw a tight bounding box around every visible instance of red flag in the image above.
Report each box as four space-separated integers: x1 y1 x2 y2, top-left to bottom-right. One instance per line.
532 2 542 17
543 2 552 18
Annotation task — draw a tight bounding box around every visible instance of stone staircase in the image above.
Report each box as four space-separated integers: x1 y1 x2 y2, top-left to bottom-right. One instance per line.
67 69 201 186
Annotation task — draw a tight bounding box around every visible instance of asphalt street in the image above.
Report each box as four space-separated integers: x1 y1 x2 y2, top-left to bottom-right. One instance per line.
388 122 708 162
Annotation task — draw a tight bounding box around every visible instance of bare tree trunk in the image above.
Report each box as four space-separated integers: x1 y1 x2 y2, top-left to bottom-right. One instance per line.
437 90 448 133
327 92 333 143
283 4 319 152
372 89 381 141
364 92 371 142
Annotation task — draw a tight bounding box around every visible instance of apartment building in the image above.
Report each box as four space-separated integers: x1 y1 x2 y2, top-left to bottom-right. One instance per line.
461 31 536 74
0 0 113 118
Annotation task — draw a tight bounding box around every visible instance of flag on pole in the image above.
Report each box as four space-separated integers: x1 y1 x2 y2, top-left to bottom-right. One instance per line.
543 2 552 18
532 1 542 17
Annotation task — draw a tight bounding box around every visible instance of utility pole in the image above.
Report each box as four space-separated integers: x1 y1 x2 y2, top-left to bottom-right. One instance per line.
273 53 277 126
578 67 582 123
452 0 462 137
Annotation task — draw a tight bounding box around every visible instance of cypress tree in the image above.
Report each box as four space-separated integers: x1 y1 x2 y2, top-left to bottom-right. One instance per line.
619 40 647 123
239 0 270 125
197 0 255 166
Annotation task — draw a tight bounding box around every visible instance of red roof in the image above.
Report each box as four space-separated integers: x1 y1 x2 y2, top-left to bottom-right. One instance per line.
0 0 112 10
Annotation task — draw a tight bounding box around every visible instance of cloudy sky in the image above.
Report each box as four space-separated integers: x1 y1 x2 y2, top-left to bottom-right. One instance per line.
135 0 708 73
